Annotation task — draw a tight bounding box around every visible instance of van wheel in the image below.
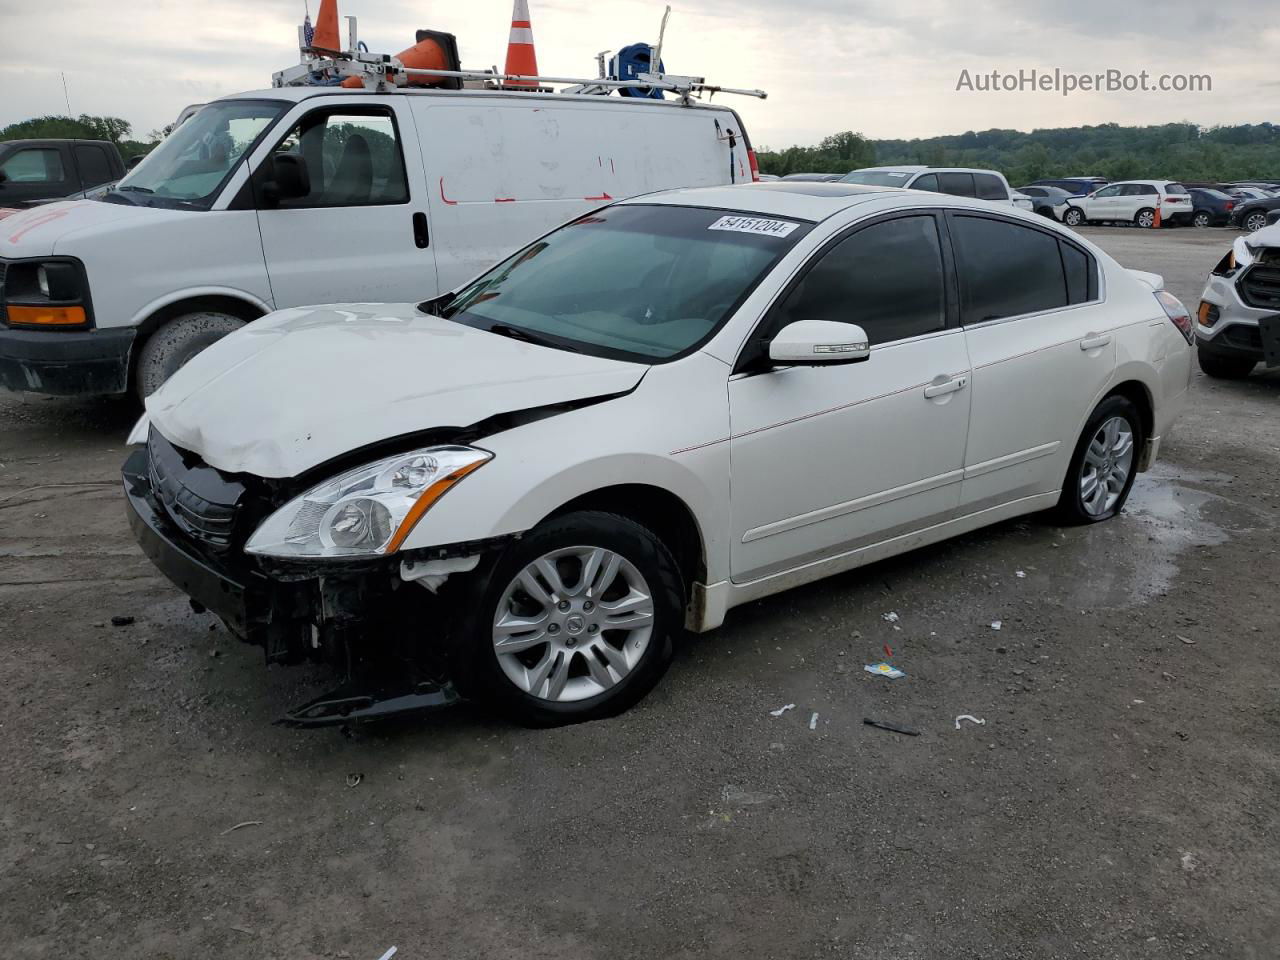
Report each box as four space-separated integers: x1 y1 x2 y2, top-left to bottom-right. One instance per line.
1135 208 1156 229
451 510 684 727
1055 396 1143 525
1063 207 1084 227
135 312 246 400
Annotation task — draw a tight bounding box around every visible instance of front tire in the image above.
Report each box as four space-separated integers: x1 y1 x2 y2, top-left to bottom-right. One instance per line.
1243 211 1267 233
1197 348 1255 380
1055 396 1143 525
1063 207 1085 227
452 510 684 726
135 312 246 400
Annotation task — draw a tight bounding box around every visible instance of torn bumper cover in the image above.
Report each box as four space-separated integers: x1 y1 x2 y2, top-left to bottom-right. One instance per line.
122 442 480 726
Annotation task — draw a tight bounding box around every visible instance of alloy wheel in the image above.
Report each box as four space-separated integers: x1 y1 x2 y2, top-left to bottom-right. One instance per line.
1136 210 1155 228
1245 213 1266 232
1079 416 1135 516
492 545 656 702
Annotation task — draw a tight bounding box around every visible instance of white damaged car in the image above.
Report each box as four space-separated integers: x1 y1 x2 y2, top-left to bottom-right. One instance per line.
1194 222 1280 378
124 182 1194 726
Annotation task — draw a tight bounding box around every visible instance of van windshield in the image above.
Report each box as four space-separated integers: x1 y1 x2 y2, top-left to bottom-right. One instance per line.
110 100 286 210
440 205 811 362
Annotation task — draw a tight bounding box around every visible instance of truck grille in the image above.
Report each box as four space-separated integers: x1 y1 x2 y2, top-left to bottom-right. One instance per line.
1238 265 1280 311
147 430 245 550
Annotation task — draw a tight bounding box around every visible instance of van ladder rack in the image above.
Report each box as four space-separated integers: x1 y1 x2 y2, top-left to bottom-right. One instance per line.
272 17 766 104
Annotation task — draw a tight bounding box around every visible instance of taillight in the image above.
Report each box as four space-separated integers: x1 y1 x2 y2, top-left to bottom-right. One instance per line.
1155 290 1194 343
1226 201 1234 210
747 150 761 183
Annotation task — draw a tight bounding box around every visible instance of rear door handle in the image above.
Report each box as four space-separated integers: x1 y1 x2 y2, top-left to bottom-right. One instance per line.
412 212 430 249
1079 333 1111 351
923 375 968 399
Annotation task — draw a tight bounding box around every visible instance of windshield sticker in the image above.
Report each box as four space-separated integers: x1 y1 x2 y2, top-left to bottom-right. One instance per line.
708 215 800 238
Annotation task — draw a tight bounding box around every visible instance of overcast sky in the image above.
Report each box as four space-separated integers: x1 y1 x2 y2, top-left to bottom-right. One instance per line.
0 0 1276 146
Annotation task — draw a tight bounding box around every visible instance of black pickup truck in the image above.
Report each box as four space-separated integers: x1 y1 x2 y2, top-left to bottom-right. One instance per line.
0 139 127 208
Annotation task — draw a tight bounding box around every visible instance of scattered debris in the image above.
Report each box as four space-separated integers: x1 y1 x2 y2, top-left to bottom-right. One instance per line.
808 712 818 731
1180 852 1198 872
346 773 363 788
863 718 920 736
1177 635 1196 645
864 662 905 679
990 620 1003 631
882 611 899 623
229 924 254 936
219 820 263 836
377 949 398 960
954 715 986 730
1015 570 1026 579
769 703 796 717
994 645 1007 654
1132 699 1145 705
110 615 135 627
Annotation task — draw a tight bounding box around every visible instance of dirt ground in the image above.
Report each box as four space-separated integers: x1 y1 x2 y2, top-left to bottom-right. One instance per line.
1 225 1276 960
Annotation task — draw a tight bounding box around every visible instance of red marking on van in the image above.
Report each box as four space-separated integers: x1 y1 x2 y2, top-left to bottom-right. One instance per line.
438 178 458 205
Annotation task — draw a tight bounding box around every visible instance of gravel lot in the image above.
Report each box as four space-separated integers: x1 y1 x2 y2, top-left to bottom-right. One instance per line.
1 225 1276 960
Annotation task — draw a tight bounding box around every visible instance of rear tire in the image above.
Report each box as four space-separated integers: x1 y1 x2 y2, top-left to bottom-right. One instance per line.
1193 211 1211 228
135 312 246 400
1054 395 1143 525
450 510 684 727
1197 348 1255 380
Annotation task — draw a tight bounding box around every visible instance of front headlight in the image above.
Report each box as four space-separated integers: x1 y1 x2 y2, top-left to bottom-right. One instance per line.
245 445 492 559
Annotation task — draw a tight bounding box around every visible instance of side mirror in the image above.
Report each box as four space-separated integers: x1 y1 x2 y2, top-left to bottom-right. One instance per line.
272 154 310 200
768 320 870 366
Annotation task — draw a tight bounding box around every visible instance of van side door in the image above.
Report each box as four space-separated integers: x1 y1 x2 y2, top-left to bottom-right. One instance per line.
252 100 435 307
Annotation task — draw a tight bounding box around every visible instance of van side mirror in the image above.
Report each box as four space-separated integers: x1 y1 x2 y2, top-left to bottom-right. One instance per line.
768 320 870 366
272 154 310 200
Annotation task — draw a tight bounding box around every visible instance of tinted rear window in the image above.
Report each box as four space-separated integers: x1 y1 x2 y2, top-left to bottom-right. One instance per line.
1165 183 1189 195
974 173 1008 200
951 215 1068 323
937 172 977 197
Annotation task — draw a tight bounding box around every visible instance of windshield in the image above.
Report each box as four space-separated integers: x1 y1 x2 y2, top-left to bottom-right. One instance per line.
112 100 286 209
839 170 916 187
442 205 810 362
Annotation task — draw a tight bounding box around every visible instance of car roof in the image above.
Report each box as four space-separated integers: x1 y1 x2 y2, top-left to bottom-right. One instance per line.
621 182 1030 223
1106 179 1180 186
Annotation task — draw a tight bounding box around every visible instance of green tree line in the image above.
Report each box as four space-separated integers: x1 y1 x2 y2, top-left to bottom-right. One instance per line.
0 114 160 161
758 122 1280 184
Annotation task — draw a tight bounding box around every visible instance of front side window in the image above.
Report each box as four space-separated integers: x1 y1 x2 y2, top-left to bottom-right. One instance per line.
771 215 947 345
937 172 977 197
951 215 1069 323
266 110 409 207
114 99 285 209
911 173 940 192
0 148 65 184
445 205 809 362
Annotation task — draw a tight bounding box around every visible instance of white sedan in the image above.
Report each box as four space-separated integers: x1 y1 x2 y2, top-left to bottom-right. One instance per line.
125 183 1194 726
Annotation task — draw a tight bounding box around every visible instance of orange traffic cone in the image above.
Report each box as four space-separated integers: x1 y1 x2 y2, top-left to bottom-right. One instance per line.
1152 203 1162 228
311 0 341 52
503 0 539 86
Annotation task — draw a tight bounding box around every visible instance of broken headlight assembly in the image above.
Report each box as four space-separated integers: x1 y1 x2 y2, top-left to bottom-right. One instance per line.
246 445 492 559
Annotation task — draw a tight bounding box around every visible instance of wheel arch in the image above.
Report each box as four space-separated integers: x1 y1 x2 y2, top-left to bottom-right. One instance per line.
542 483 707 591
127 292 269 394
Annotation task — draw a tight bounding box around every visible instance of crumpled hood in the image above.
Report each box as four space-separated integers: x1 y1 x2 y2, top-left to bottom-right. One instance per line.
1241 221 1280 249
146 302 647 478
1 199 163 256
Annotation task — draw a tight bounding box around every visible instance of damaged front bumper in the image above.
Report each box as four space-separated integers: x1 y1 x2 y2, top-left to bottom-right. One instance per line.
122 445 499 726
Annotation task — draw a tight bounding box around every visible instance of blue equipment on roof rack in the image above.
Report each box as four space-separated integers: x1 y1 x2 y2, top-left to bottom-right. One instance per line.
610 44 665 99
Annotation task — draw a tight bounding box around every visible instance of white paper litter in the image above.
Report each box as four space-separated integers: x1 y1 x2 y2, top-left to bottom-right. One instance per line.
809 712 819 731
1016 570 1026 579
954 715 986 730
864 662 905 679
991 620 1003 630
882 611 900 623
769 703 796 717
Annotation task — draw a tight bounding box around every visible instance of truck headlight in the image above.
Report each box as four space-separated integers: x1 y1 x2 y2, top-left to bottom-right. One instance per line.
3 259 89 328
245 445 492 559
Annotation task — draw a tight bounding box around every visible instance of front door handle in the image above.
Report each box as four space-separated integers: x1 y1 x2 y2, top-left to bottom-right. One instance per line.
412 211 430 249
923 374 969 399
1079 333 1111 351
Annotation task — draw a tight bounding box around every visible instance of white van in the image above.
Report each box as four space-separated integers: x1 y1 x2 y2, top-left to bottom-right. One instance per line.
0 86 758 399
